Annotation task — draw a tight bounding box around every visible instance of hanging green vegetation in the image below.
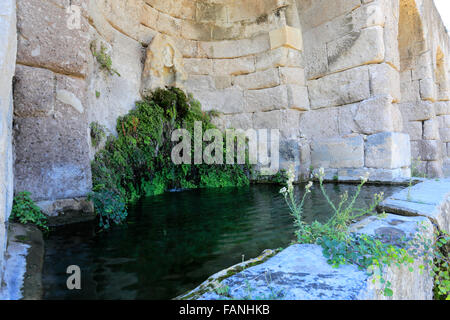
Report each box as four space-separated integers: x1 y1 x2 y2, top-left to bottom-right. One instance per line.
11 192 48 231
90 88 252 229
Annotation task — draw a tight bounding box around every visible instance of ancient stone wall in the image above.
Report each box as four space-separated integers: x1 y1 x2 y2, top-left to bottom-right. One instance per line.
0 0 17 291
9 0 450 216
397 0 450 176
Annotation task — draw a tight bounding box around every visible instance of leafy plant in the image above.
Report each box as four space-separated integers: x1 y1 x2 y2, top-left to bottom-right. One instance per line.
91 42 121 77
11 192 48 231
281 166 450 299
90 88 251 229
90 122 106 148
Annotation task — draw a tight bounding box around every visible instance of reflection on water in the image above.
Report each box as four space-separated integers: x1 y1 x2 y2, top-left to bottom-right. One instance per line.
42 183 401 300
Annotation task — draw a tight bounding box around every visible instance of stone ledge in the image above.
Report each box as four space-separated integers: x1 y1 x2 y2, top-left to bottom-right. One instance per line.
180 179 450 300
378 178 450 233
182 213 434 300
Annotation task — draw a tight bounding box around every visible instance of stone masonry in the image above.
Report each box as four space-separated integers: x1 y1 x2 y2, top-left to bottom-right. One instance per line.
0 0 17 293
3 1 450 223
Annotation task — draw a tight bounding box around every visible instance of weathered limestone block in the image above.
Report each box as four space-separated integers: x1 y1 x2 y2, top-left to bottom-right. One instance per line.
253 110 282 130
253 109 301 131
299 107 339 139
13 65 55 117
439 128 450 143
298 0 362 30
405 121 423 141
95 0 143 41
279 67 306 86
255 47 303 72
287 84 310 111
213 56 256 76
14 71 92 202
198 34 270 59
87 26 144 137
217 113 254 130
399 101 435 122
369 63 401 102
192 88 245 114
234 68 280 90
412 52 433 81
400 76 421 102
419 78 437 102
141 33 187 94
379 178 450 233
427 160 444 178
423 118 440 140
36 197 94 217
214 76 232 90
311 136 364 169
438 115 450 129
365 132 411 169
269 26 303 51
354 95 403 135
336 167 411 182
410 140 442 161
327 26 385 73
244 85 289 113
308 66 370 109
183 58 213 75
16 0 90 77
435 101 450 116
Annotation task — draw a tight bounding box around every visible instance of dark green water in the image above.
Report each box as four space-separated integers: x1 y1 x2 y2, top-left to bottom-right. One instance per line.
42 183 402 300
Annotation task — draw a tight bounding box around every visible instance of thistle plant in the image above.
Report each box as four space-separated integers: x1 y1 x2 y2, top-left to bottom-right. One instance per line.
279 166 313 243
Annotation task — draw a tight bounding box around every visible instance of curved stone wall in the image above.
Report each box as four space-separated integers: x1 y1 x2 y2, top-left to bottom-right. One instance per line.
8 0 450 211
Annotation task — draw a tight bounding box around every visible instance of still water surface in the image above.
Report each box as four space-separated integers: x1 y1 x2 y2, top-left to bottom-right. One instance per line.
42 183 401 300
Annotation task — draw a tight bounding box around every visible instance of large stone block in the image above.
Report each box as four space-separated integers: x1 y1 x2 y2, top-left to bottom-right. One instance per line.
193 87 245 114
327 26 385 73
439 128 450 143
269 26 303 51
13 65 55 117
308 66 370 109
244 85 289 113
435 101 450 116
234 68 280 90
14 115 92 201
311 136 364 169
365 132 411 169
410 140 442 161
255 47 303 72
299 107 339 139
369 63 401 102
16 0 90 77
399 101 435 122
423 118 440 140
353 95 403 135
405 121 423 141
213 56 256 76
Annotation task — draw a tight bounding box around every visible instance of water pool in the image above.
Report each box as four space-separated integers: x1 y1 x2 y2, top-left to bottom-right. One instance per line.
42 183 402 300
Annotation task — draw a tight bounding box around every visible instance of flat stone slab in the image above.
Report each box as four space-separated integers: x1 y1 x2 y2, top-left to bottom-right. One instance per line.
379 178 450 233
187 213 434 300
198 244 372 300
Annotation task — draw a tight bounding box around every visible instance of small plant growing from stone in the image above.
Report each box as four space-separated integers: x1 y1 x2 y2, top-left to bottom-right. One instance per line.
11 192 48 231
90 41 121 77
90 122 106 148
